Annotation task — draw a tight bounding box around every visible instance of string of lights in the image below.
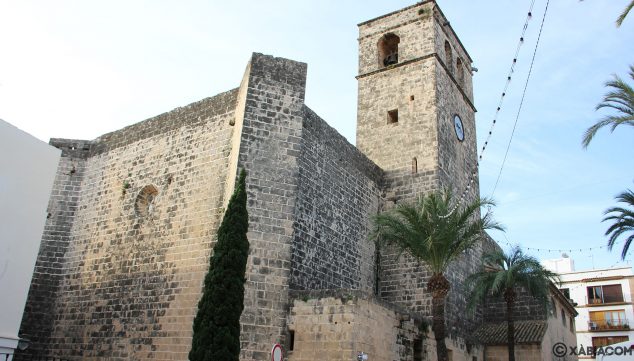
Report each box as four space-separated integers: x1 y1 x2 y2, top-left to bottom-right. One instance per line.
441 0 538 218
491 0 551 197
498 237 624 254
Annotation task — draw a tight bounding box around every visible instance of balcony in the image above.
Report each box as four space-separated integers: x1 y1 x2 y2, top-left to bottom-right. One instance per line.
588 319 630 331
588 297 625 305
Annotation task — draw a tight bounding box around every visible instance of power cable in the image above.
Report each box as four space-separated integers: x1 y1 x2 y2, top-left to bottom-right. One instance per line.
491 0 551 196
440 0 538 218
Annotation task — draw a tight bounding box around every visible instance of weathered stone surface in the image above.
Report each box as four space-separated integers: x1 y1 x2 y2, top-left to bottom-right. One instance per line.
18 139 91 357
234 53 307 361
290 107 383 292
18 90 238 361
18 3 537 361
287 290 425 361
356 0 493 349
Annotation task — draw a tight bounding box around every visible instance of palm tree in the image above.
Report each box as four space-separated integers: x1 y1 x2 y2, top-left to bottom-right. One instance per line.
617 0 634 27
465 246 560 361
582 65 634 148
604 188 634 260
371 189 503 361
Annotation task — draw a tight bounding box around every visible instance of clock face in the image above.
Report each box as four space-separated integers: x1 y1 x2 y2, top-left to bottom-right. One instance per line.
453 114 465 141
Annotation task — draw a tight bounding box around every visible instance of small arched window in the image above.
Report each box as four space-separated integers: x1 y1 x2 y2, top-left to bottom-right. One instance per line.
378 33 400 68
456 57 464 85
444 41 453 74
135 185 158 218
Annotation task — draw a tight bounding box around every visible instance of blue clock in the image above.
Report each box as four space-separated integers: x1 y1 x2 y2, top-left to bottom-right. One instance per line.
453 114 464 141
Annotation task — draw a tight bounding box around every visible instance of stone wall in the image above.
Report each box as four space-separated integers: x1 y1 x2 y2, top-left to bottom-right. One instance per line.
17 90 239 361
233 53 307 360
286 290 424 361
483 287 548 323
18 52 386 361
18 139 90 358
290 107 383 292
484 344 543 361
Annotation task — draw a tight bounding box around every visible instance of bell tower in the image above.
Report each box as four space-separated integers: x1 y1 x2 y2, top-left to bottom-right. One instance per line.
356 0 478 203
357 2 487 341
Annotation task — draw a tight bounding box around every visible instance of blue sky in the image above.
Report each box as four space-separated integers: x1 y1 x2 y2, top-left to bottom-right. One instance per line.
1 0 632 270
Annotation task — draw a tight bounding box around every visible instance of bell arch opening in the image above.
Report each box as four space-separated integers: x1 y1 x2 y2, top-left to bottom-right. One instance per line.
378 33 400 68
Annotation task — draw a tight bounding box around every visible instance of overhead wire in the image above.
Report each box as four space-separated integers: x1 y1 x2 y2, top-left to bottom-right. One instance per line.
441 0 538 218
491 0 551 197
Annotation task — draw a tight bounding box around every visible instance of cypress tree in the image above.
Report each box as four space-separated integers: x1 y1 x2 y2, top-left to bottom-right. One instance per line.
189 169 249 361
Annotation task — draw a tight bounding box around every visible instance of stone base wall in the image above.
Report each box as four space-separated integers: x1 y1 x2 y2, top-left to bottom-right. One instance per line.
287 290 483 361
287 290 423 361
484 344 542 361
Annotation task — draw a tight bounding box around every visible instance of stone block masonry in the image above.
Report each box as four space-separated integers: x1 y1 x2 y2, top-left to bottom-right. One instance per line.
18 89 240 361
17 51 391 361
16 2 541 360
286 290 424 361
18 139 91 358
233 53 307 360
290 106 383 292
355 0 489 348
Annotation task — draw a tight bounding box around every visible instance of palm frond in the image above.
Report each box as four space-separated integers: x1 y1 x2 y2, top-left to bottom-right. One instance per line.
603 188 634 260
583 67 634 148
616 0 634 26
371 189 502 275
465 246 560 315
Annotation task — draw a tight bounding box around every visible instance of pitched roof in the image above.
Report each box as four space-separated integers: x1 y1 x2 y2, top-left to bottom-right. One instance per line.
473 320 547 345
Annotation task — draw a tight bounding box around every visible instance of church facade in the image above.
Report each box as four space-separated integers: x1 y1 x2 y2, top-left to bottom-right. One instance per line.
16 2 558 361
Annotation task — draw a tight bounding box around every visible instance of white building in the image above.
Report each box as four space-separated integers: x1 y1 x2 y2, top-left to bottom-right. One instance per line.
0 120 60 360
544 256 634 358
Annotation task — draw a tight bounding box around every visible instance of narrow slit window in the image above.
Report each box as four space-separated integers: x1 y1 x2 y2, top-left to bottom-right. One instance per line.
444 41 453 74
410 95 415 101
289 330 295 351
457 58 464 85
413 338 423 361
412 157 418 174
387 109 398 124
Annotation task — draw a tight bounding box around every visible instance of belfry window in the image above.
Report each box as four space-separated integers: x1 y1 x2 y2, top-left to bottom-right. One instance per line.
444 41 453 74
378 33 400 68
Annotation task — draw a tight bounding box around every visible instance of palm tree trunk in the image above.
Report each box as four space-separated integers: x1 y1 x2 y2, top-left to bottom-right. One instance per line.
505 294 516 361
432 294 449 361
429 273 450 361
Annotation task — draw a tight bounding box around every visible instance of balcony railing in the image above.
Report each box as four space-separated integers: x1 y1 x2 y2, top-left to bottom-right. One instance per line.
588 319 630 331
589 298 625 305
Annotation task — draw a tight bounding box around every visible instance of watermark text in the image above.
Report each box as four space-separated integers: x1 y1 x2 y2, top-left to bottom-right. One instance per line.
553 342 634 357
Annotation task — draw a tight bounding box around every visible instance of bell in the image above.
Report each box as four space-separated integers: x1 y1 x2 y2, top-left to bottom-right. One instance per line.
383 53 398 66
